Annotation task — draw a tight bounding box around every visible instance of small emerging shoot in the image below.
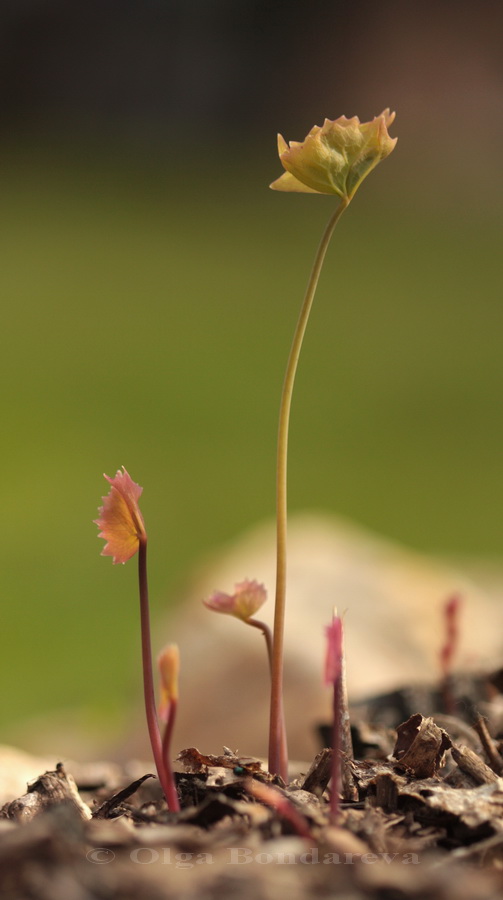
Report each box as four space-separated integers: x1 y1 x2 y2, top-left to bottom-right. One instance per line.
325 614 343 823
268 111 397 780
439 593 462 714
158 643 181 812
244 777 313 841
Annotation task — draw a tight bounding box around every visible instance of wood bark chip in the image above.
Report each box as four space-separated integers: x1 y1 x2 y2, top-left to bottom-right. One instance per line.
399 778 503 833
472 715 503 775
2 763 91 823
176 747 263 775
393 714 452 778
300 748 333 795
92 773 155 819
373 772 400 813
451 745 499 786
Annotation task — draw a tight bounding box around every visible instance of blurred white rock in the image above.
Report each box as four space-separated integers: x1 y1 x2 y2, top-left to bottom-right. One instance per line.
0 746 54 805
167 513 503 762
7 513 503 769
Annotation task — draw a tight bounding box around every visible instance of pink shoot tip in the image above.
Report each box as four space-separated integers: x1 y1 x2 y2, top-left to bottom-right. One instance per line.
324 616 343 686
158 644 180 721
440 593 461 679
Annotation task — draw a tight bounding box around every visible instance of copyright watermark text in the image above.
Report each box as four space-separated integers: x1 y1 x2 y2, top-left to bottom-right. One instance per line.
86 847 420 868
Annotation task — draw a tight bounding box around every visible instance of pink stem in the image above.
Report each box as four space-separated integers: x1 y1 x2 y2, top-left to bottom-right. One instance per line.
439 593 461 714
244 778 313 841
161 700 180 811
330 677 341 822
248 618 288 781
138 538 180 810
325 615 343 822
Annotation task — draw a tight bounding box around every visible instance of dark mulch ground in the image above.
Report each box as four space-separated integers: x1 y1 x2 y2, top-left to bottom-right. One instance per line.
3 673 503 900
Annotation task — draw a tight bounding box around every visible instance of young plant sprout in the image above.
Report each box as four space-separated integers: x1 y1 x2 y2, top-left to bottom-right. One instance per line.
158 643 181 812
325 613 343 823
244 777 313 841
203 579 270 659
268 111 397 779
439 593 462 713
203 580 288 773
95 467 177 809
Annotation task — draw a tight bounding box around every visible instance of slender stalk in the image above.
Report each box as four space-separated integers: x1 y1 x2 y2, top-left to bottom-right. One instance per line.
325 612 343 821
244 777 313 841
330 675 341 823
248 617 288 780
247 618 274 673
440 594 461 715
161 700 180 810
138 538 180 810
337 626 358 802
268 196 351 779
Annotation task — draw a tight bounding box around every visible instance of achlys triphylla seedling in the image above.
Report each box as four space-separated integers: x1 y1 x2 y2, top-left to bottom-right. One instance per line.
158 643 181 811
268 111 397 779
203 580 287 774
324 613 343 823
439 593 462 714
95 467 180 810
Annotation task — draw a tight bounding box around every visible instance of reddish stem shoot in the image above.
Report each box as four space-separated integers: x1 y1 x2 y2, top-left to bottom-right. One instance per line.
161 700 179 811
440 593 461 714
325 615 343 823
248 617 288 778
138 538 180 810
244 778 313 841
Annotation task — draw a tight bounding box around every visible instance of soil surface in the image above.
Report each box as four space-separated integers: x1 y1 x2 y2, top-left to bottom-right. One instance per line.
3 676 503 899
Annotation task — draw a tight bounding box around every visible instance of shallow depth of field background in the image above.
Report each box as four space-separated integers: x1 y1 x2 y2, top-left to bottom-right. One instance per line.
1 1 502 747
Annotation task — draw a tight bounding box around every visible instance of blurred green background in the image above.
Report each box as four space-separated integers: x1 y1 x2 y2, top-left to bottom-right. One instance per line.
1 1 502 749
